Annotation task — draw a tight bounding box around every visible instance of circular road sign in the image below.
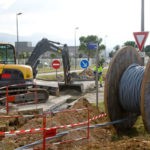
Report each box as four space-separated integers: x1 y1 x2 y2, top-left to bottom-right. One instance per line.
80 59 89 69
52 60 61 69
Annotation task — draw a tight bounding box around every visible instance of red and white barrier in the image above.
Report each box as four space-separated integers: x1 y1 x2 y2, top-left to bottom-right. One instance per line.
0 112 106 137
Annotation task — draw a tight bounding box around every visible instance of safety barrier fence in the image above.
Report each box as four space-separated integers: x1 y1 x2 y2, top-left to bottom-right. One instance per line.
0 109 106 150
0 83 39 114
16 116 128 150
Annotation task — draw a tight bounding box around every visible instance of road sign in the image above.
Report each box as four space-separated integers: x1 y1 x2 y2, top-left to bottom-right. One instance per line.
52 60 60 69
80 59 89 69
133 32 149 51
87 42 98 50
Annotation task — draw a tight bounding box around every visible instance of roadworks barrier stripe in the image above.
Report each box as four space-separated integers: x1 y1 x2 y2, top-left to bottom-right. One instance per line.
0 113 106 137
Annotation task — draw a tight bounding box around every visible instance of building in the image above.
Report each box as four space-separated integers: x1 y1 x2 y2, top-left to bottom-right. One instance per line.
15 41 79 58
15 41 33 55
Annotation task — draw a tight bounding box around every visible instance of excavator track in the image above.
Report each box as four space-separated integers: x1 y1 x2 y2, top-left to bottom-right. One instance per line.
0 87 49 105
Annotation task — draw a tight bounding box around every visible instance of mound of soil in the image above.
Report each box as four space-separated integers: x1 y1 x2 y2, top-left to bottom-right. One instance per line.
0 97 150 150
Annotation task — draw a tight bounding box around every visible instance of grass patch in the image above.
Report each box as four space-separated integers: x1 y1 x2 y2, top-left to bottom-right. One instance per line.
111 116 150 142
36 74 58 80
91 101 105 112
98 101 105 112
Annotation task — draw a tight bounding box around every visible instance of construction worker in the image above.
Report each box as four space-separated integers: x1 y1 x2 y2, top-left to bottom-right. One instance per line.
98 64 103 87
93 64 103 87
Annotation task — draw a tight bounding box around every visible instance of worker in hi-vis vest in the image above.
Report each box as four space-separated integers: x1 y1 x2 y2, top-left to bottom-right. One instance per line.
93 64 103 87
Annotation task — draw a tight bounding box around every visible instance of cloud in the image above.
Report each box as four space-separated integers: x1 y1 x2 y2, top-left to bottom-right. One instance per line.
0 0 16 9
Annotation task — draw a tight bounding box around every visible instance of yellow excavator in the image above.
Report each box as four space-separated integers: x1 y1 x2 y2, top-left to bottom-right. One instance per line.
0 38 82 104
0 42 49 104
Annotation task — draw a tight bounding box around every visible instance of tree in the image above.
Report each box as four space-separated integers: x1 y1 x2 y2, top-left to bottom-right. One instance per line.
124 41 137 47
109 50 115 58
144 45 150 57
113 45 120 51
50 53 57 59
78 35 105 59
109 45 120 59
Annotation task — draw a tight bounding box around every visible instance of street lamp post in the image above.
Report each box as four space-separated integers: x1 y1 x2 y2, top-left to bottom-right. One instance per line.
16 12 22 61
74 27 79 70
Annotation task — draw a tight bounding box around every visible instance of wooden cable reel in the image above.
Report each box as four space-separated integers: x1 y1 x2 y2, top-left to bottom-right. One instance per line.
104 46 150 133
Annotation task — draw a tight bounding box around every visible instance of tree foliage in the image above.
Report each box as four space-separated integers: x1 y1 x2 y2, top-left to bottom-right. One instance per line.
109 45 120 58
109 41 138 59
124 41 137 47
78 35 105 59
50 53 57 59
144 45 150 57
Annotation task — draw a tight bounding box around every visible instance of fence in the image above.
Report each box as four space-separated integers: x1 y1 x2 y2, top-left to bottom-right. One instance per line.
18 58 96 68
0 83 40 114
0 108 106 150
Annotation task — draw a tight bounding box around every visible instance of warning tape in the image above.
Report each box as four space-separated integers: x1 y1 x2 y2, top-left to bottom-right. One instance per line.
0 115 35 119
0 113 106 137
56 113 107 129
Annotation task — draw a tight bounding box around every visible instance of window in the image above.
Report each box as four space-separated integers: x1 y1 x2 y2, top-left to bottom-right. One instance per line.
0 44 15 64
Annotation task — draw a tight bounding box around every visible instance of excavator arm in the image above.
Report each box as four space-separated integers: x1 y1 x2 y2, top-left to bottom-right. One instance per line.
26 38 71 85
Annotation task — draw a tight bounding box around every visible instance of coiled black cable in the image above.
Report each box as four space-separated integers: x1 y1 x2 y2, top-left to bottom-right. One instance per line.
119 64 145 113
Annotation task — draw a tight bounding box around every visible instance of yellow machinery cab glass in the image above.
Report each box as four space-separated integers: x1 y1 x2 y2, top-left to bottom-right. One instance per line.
0 44 16 64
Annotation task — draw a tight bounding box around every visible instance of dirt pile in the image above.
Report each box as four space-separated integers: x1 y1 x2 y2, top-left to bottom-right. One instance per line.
70 68 95 81
0 97 150 150
78 68 95 80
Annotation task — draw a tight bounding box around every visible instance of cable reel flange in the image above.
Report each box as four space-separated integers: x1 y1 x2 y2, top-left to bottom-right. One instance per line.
104 46 146 133
141 59 150 132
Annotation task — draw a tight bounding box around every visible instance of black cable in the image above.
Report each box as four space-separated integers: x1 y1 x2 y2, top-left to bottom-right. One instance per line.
119 64 145 113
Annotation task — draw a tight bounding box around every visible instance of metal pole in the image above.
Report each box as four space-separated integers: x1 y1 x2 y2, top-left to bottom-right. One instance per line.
141 0 145 65
74 27 79 70
105 35 107 59
95 43 99 108
141 0 144 31
16 12 22 62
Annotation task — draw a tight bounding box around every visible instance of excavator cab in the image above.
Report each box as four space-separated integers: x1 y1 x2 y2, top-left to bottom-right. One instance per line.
0 43 49 105
0 43 33 86
0 43 16 64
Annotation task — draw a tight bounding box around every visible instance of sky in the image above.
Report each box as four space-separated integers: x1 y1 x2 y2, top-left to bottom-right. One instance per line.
0 0 150 49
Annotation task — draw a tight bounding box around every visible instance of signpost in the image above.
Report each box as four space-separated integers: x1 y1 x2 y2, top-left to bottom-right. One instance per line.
87 42 99 108
133 32 149 65
52 60 61 78
80 59 89 69
133 32 149 51
87 42 98 50
52 60 61 69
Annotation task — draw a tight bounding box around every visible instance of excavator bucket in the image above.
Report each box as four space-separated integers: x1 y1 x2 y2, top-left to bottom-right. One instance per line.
58 82 83 93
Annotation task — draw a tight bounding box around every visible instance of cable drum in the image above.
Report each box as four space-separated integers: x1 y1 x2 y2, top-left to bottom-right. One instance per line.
119 64 145 113
105 46 150 133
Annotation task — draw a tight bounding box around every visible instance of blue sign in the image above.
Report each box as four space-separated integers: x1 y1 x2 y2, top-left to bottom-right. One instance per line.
80 59 89 69
87 42 98 50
